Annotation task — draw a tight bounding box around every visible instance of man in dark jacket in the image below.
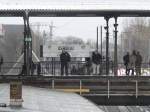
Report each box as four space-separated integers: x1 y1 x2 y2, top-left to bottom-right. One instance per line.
135 51 142 76
60 50 71 76
85 57 92 75
92 50 102 75
123 52 130 75
0 56 3 73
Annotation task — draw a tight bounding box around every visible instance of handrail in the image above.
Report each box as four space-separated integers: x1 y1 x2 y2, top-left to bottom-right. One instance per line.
136 80 138 98
0 61 150 76
48 78 150 97
108 80 110 98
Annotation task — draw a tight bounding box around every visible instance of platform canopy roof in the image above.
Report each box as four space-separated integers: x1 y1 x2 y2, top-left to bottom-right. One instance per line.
0 0 150 17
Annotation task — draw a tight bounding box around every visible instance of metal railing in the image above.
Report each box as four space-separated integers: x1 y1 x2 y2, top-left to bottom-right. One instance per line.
0 62 23 75
46 78 150 97
40 60 114 76
0 61 150 76
40 61 150 76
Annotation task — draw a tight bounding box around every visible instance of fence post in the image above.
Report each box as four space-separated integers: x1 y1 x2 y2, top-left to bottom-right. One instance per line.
136 80 138 98
80 80 82 95
52 79 55 89
51 58 53 75
108 80 110 99
54 58 56 76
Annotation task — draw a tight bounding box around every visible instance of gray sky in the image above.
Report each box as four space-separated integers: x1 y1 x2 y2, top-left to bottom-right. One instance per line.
0 17 126 42
0 0 149 41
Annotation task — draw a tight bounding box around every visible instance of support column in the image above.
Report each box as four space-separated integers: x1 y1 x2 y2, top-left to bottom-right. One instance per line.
104 16 110 76
26 13 32 76
23 16 27 75
114 17 118 76
23 11 32 76
26 11 30 76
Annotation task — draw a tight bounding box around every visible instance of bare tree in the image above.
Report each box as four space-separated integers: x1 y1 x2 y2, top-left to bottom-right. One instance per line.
121 17 150 63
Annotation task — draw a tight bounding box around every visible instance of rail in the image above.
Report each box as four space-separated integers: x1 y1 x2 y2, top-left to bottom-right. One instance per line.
0 61 150 76
45 78 150 97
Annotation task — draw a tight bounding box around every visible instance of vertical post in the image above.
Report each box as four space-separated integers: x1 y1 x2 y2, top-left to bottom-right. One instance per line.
96 26 98 52
23 16 27 75
114 17 118 76
136 80 138 98
80 80 82 95
52 57 54 75
52 79 55 89
108 80 110 99
23 10 33 76
24 11 31 76
25 11 32 76
54 58 55 76
100 26 103 56
104 17 110 76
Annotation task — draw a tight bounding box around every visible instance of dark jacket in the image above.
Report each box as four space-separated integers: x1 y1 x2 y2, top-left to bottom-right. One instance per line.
92 52 102 65
123 54 129 66
136 54 142 66
60 52 71 63
0 57 3 65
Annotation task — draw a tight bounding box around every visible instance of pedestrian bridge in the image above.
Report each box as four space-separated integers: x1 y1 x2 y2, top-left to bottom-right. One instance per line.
1 75 150 105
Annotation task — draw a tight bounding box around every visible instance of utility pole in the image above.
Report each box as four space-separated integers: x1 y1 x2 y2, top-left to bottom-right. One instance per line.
96 26 98 51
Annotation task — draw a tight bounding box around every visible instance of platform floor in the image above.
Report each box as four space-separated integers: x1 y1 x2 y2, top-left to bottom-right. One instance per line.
0 84 102 112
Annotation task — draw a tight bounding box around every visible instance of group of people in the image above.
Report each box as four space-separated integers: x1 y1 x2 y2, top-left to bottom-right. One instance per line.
123 50 142 76
60 49 102 76
85 50 102 75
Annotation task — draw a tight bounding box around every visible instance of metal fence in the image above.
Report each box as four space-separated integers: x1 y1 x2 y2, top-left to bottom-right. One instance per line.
44 78 150 97
0 61 150 76
40 61 87 76
0 62 23 75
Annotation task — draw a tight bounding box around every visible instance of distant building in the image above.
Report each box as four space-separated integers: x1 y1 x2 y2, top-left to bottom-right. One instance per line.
0 24 40 62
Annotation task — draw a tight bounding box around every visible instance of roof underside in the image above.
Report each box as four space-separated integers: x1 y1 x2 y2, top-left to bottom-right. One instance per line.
0 0 150 17
0 9 150 17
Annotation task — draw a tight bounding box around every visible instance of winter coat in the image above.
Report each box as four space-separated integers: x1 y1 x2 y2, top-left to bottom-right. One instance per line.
136 54 142 66
123 54 129 66
60 52 71 63
129 54 136 68
92 52 102 65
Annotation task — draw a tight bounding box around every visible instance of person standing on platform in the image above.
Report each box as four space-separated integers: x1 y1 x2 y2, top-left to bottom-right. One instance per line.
135 51 142 76
31 61 36 75
123 52 130 76
92 50 102 75
60 49 71 76
129 50 137 76
85 57 92 75
37 62 41 76
0 56 3 75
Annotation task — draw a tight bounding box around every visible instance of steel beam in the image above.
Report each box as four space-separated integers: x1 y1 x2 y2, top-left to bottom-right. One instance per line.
104 16 110 76
114 17 118 76
23 16 27 75
23 11 32 76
